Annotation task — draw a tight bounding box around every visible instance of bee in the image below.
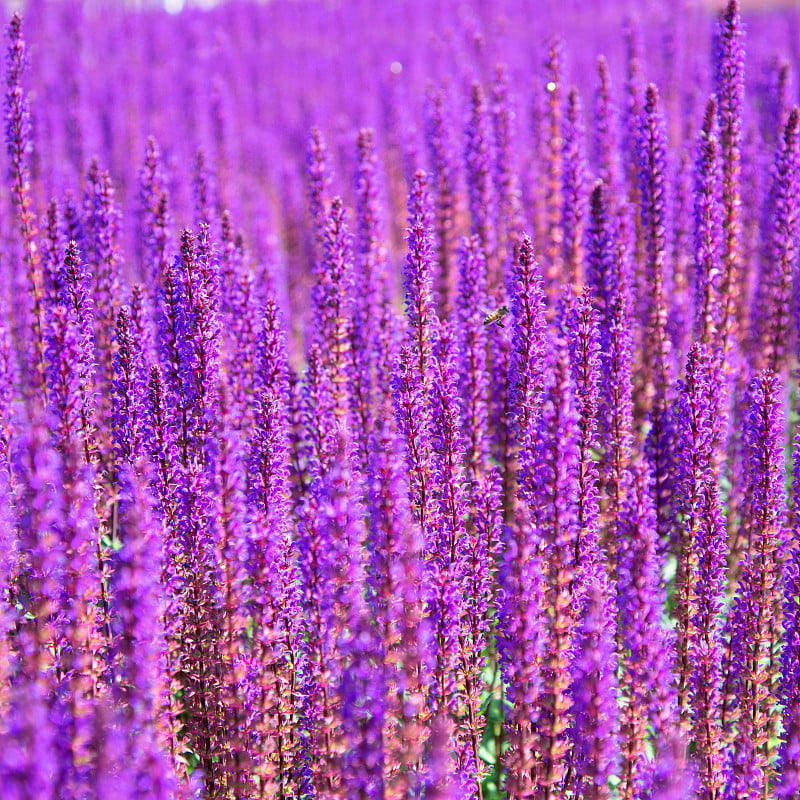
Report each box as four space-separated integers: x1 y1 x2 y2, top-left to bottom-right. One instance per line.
483 304 510 327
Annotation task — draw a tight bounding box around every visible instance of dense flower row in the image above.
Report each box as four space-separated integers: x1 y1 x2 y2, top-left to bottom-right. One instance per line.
1 1 800 799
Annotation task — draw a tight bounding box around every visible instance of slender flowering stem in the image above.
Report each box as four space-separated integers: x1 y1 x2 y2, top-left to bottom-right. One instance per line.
404 170 439 391
562 88 588 288
714 0 744 356
5 13 45 399
693 98 723 348
761 108 799 375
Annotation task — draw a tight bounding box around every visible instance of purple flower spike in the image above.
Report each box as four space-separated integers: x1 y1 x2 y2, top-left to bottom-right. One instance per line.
306 126 333 262
12 413 67 677
714 0 744 355
725 370 786 795
45 304 85 455
586 183 634 564
52 241 98 465
338 607 385 800
5 12 46 396
783 431 800 778
175 225 222 456
173 465 225 794
144 365 180 536
0 678 58 800
617 461 678 799
673 344 714 716
429 322 488 788
351 128 387 422
465 81 497 292
296 431 369 794
53 445 102 795
404 169 439 390
423 87 458 314
218 212 260 429
497 502 545 800
42 199 64 307
112 307 147 468
564 289 601 572
761 107 799 375
192 146 217 230
138 136 172 294
530 344 581 799
648 731 695 800
392 343 435 537
420 715 462 800
622 21 644 206
543 38 565 290
570 573 619 800
672 343 728 800
299 342 337 482
155 252 183 418
562 87 588 288
110 463 175 789
693 97 723 349
58 240 94 342
425 327 467 689
585 182 617 331
214 419 254 798
143 372 184 765
491 64 523 275
364 413 429 792
240 303 303 796
455 234 489 484
508 233 547 452
638 91 676 539
129 284 154 365
312 195 355 421
594 56 621 198
429 323 469 563
83 160 122 431
249 297 290 518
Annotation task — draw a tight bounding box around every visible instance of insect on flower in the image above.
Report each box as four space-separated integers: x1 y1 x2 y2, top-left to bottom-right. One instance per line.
483 304 510 327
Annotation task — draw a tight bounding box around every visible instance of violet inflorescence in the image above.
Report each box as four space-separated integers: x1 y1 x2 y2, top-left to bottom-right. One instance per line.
3 1 800 799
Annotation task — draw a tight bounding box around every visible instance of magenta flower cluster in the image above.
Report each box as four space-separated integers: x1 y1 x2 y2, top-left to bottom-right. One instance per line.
1 1 800 799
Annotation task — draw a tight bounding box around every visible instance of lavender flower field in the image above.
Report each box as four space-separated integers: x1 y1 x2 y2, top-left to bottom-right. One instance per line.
5 0 800 797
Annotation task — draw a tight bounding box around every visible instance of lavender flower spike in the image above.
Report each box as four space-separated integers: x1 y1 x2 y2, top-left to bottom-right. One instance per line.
508 233 547 451
617 461 678 800
311 195 355 420
404 169 439 389
423 87 458 314
564 289 601 572
465 81 497 291
761 107 799 375
530 344 581 799
112 306 147 468
570 572 619 800
725 370 787 795
5 12 45 396
562 87 588 288
782 421 800 780
714 0 744 355
306 126 333 261
693 97 723 349
456 234 489 484
497 499 545 800
110 463 177 796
